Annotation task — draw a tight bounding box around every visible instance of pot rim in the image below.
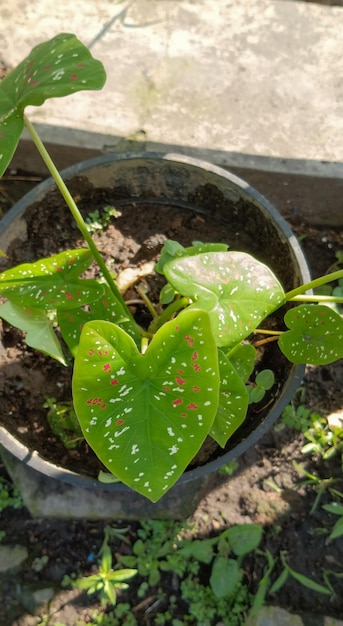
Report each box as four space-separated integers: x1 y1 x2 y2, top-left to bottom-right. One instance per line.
0 151 309 492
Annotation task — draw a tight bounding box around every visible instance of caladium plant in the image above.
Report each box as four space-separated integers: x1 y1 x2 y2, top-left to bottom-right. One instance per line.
1 34 343 502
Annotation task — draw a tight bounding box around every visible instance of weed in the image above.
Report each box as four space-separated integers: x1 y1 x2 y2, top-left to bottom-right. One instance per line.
62 526 137 607
0 473 23 512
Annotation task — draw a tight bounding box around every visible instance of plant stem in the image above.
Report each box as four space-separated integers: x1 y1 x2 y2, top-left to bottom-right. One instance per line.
135 285 158 319
284 269 343 301
23 115 125 306
289 295 343 303
148 297 189 333
253 329 283 336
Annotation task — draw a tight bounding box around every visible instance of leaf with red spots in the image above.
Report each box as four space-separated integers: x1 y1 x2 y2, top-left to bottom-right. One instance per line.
0 248 104 310
0 33 106 177
0 300 67 364
72 309 220 502
163 251 285 347
279 304 343 365
58 282 141 356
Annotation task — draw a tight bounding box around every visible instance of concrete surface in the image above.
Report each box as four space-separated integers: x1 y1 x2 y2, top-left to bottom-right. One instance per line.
1 0 343 182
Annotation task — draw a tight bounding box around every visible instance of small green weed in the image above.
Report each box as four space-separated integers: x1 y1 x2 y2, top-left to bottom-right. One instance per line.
86 205 119 234
62 526 137 607
0 473 23 512
118 519 263 624
322 491 343 540
281 387 343 461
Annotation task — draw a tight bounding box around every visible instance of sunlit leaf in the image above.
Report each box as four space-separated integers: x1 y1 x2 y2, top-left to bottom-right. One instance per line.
0 249 104 310
73 309 220 501
0 33 106 177
163 251 284 347
279 304 343 365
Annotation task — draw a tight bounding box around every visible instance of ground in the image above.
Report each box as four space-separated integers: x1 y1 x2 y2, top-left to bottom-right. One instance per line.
0 167 343 626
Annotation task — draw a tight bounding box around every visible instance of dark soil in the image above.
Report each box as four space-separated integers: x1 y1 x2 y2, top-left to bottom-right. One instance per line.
0 169 343 626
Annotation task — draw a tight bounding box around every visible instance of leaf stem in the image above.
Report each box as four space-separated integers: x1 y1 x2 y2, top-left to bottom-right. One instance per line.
253 329 283 336
148 297 189 333
135 285 158 319
289 294 343 304
23 116 129 308
284 270 343 301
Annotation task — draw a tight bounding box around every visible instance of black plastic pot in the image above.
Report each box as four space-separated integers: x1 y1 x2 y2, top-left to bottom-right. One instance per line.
0 152 310 519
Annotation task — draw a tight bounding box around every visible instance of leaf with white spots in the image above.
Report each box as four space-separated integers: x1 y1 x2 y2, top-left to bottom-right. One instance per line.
0 300 67 365
72 309 220 502
227 342 256 382
0 33 106 177
0 249 104 310
0 110 24 179
58 282 141 356
210 350 249 447
279 304 343 365
163 251 285 347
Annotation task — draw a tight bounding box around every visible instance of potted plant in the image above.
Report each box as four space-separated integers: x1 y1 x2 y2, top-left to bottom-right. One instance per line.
1 34 342 518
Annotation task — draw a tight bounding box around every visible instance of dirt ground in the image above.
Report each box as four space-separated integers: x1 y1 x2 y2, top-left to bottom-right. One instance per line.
0 168 343 626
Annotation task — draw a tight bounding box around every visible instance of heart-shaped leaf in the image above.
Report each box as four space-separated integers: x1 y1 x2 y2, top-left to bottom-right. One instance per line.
279 304 343 365
72 309 220 501
0 33 106 177
210 350 249 447
0 300 67 364
163 251 284 347
0 249 104 310
58 282 141 356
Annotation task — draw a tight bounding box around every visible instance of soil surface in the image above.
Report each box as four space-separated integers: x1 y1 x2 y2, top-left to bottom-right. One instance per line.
0 169 343 626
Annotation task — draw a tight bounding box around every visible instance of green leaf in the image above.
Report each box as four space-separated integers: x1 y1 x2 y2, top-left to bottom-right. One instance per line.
0 249 104 310
0 33 106 177
163 251 284 347
287 568 331 595
210 350 249 447
107 569 137 583
255 369 274 389
227 342 256 382
209 556 240 598
100 544 112 574
0 111 24 179
155 239 228 275
279 304 343 365
0 300 67 364
73 309 220 501
329 517 343 540
224 524 263 556
269 568 289 594
98 471 121 484
179 539 214 564
322 502 343 516
58 282 140 356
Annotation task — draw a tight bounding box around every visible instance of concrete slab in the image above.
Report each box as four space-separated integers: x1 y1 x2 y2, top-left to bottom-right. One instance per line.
1 0 343 180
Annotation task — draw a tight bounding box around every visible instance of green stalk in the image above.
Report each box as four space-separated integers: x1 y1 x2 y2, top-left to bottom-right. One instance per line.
148 297 189 334
285 269 343 302
23 115 125 306
289 295 343 303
